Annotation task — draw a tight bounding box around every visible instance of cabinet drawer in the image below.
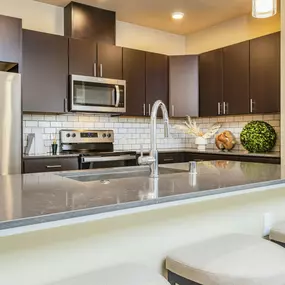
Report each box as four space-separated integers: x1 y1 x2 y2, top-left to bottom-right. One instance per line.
23 157 79 174
158 153 185 164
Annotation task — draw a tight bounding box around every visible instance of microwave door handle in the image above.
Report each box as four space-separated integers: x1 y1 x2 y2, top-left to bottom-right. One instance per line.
115 85 120 107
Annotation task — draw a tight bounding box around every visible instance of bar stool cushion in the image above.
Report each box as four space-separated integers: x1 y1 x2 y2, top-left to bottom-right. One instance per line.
270 222 285 244
166 234 285 285
50 263 170 285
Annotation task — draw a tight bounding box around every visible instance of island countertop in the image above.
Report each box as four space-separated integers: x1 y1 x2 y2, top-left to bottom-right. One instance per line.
0 161 284 233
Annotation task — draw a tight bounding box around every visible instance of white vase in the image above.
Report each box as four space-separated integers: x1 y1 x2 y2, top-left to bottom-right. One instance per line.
195 137 207 151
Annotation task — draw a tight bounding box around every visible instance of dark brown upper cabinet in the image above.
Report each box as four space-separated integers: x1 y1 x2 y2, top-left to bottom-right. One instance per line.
123 48 146 116
22 30 68 113
0 15 21 68
68 38 122 79
97 43 122 79
146 52 169 115
199 49 223 117
250 32 280 114
223 41 250 115
68 38 97 76
169 55 199 118
64 2 115 45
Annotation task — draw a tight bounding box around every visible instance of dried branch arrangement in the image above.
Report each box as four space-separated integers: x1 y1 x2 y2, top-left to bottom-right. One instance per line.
175 116 221 139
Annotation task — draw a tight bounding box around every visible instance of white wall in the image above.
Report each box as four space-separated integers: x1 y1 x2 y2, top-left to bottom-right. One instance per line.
186 13 281 54
0 0 186 55
0 0 64 35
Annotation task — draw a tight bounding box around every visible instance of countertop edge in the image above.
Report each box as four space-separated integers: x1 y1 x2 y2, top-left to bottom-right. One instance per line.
1 179 285 237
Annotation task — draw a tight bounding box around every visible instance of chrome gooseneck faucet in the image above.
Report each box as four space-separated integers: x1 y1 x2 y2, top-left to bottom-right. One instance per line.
138 100 170 178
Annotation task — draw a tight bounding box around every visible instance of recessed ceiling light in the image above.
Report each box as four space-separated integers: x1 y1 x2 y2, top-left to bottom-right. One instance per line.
172 12 184 20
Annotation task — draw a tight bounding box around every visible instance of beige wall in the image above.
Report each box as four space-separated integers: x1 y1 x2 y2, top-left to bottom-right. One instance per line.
0 0 186 55
116 21 186 55
186 13 281 54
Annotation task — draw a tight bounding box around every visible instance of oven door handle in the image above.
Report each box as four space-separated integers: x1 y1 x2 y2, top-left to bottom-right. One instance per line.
115 85 120 107
81 155 136 163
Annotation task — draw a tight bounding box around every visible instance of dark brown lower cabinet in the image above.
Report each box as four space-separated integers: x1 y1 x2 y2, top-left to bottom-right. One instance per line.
23 157 79 174
22 30 68 113
157 152 280 165
123 48 146 116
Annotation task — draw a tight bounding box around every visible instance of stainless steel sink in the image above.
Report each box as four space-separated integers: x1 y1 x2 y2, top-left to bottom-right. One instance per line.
58 165 187 182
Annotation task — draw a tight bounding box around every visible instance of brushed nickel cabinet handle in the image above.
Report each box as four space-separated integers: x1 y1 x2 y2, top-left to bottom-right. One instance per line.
172 105 175 117
148 104 151 116
218 102 221 115
143 104 146 116
250 99 255 113
223 102 226 115
93 63 97 77
46 165 62 169
100 64 103 77
164 158 174 162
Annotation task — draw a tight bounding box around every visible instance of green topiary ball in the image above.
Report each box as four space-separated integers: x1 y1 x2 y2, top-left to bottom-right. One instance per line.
240 121 277 153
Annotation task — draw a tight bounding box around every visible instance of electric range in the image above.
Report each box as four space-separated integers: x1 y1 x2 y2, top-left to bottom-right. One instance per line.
60 130 137 170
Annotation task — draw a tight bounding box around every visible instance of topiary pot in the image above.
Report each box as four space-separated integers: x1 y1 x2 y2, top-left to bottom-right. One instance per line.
240 121 277 153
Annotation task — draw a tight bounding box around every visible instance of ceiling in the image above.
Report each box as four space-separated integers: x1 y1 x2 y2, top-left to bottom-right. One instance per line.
36 0 253 35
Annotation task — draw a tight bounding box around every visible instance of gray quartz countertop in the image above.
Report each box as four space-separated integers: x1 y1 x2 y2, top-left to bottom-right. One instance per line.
0 161 284 231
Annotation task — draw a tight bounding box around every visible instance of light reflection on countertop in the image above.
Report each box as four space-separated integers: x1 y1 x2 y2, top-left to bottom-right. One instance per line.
0 161 284 231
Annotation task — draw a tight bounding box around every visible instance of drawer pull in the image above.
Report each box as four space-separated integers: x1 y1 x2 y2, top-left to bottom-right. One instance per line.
164 158 174 162
46 165 62 169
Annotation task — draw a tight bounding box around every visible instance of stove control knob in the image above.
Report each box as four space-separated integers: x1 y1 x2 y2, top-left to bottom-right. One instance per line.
66 133 71 138
102 133 107 138
72 133 76 138
107 133 112 138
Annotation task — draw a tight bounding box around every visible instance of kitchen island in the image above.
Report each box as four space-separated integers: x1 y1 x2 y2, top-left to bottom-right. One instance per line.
0 161 284 235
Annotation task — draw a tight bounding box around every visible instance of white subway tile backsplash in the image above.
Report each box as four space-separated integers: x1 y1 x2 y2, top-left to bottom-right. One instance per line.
26 121 38 127
45 128 56 134
23 113 280 154
39 121 51 128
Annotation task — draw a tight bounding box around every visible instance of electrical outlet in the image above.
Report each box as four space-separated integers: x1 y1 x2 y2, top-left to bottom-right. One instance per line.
263 212 274 236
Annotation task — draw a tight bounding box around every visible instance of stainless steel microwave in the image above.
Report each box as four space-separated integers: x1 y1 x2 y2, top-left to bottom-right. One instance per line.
70 75 126 113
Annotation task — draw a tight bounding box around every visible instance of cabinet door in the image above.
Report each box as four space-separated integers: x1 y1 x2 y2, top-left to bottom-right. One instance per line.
250 32 280 113
22 30 68 113
23 157 78 174
69 38 97 76
199 49 223 117
123 48 146 116
146 52 169 115
223 41 250 115
169 55 199 118
64 2 115 45
97 43 123 79
0 15 21 65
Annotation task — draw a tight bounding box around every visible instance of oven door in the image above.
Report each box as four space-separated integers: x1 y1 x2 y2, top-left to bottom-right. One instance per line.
70 75 126 113
80 154 137 170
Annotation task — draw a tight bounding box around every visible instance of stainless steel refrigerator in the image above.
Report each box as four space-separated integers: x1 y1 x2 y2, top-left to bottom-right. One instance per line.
0 71 21 175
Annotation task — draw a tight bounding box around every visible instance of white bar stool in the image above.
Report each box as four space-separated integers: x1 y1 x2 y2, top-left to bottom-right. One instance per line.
166 234 285 285
270 222 285 247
